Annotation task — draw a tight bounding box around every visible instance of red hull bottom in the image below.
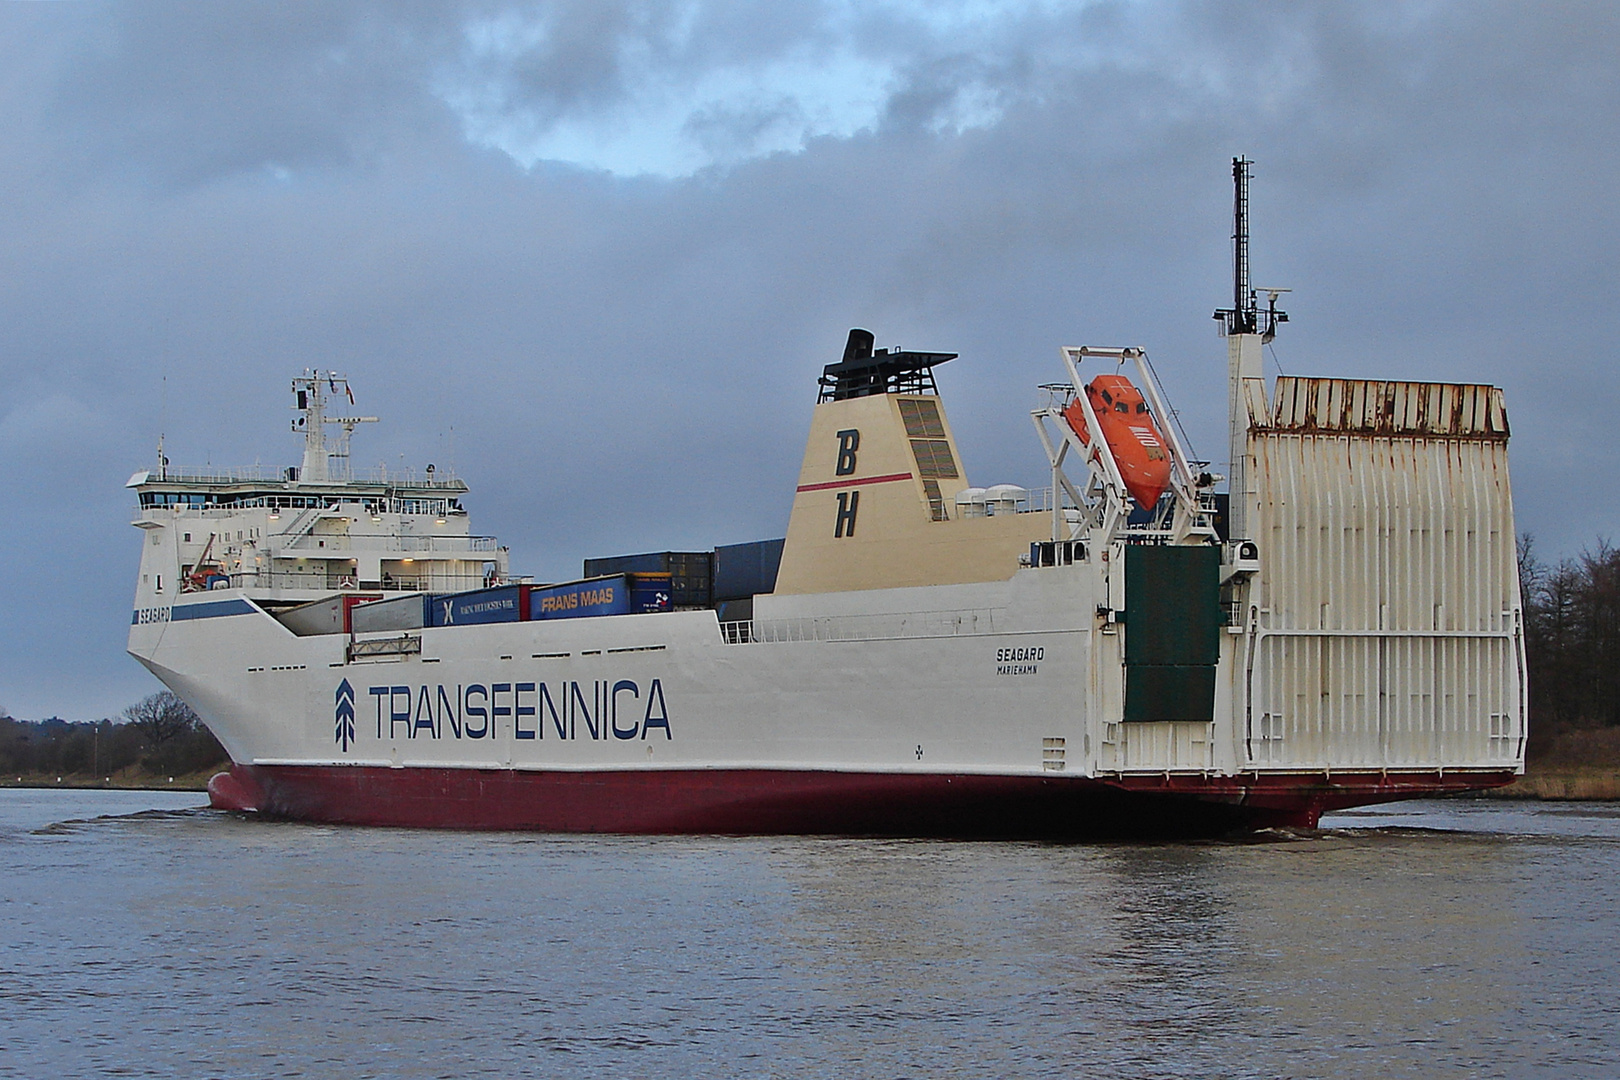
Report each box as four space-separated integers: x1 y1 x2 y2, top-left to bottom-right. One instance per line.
208 764 1519 838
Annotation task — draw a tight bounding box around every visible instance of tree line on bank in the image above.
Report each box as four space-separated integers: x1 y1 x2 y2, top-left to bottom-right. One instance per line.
0 691 226 780
1519 536 1620 761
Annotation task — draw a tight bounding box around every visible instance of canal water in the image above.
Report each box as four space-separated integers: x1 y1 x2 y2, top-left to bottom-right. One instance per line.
2 790 1617 1078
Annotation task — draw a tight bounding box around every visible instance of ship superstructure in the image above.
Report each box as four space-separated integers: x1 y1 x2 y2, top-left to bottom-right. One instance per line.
127 162 1526 836
128 373 506 612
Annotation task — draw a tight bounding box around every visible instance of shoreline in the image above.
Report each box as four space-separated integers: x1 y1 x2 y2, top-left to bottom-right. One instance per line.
1484 768 1620 801
1 768 221 794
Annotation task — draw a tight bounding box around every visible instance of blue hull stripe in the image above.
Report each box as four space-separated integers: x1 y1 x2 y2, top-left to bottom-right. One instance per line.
131 598 257 624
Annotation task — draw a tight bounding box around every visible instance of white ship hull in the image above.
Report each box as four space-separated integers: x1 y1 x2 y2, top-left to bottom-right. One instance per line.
131 561 1519 835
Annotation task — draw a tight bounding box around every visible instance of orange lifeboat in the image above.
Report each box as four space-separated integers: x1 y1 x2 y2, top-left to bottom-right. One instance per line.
1063 374 1172 510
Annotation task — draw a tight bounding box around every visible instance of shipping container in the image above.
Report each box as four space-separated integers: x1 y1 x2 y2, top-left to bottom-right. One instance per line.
584 551 712 607
583 552 666 576
531 575 634 620
627 573 674 613
427 585 529 627
350 593 427 634
276 593 381 636
712 539 785 602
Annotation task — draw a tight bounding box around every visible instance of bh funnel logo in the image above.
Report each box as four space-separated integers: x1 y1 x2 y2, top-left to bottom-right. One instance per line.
335 679 356 752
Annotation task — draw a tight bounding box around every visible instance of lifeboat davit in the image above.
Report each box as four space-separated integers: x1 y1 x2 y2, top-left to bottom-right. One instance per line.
1063 373 1172 510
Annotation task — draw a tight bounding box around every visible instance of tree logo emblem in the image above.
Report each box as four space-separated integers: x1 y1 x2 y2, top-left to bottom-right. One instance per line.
335 679 356 752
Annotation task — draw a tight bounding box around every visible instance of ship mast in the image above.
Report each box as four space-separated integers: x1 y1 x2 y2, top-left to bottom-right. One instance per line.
1213 157 1286 544
291 372 376 483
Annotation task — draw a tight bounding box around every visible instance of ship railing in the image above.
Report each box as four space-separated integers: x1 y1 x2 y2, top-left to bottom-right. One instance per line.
230 570 332 591
965 487 1072 515
158 466 280 483
144 465 468 490
397 535 498 553
230 571 488 593
276 534 499 554
373 574 488 592
359 464 460 486
719 607 1001 645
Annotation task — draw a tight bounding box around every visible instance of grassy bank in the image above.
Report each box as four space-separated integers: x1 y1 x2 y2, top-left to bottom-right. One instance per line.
1488 769 1620 800
1488 725 1620 800
0 762 225 793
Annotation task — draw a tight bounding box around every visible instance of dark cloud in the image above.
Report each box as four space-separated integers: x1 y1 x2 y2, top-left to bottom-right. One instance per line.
48 1 464 184
1 1 1617 718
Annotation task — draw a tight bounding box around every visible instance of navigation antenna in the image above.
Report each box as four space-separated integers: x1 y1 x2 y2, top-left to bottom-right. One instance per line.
1211 156 1292 546
155 373 169 480
1214 157 1287 342
291 372 377 482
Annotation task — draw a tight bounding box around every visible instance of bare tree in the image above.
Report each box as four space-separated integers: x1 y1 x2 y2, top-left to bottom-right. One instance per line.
123 691 199 745
1518 533 1543 607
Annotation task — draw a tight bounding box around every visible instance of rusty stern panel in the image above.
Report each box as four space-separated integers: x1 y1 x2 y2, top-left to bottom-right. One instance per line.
1264 377 1508 441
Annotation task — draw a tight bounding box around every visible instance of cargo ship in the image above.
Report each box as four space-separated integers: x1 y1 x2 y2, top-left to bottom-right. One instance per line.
126 161 1525 836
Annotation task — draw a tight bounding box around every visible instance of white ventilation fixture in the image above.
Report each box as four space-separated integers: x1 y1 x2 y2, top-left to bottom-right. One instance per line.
954 487 988 518
983 484 1027 515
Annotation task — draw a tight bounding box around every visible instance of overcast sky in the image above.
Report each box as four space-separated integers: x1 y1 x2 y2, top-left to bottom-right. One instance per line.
2 1 1617 720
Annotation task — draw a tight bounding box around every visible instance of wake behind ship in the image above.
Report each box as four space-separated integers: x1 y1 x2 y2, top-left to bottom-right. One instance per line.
126 162 1525 837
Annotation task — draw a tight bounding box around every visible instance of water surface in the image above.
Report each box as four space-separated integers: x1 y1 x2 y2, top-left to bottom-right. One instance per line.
3 790 1617 1078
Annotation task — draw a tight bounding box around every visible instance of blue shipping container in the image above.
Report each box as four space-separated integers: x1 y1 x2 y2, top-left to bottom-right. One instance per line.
628 573 674 613
531 576 633 621
712 538 785 602
584 551 711 606
428 585 527 627
583 553 667 577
